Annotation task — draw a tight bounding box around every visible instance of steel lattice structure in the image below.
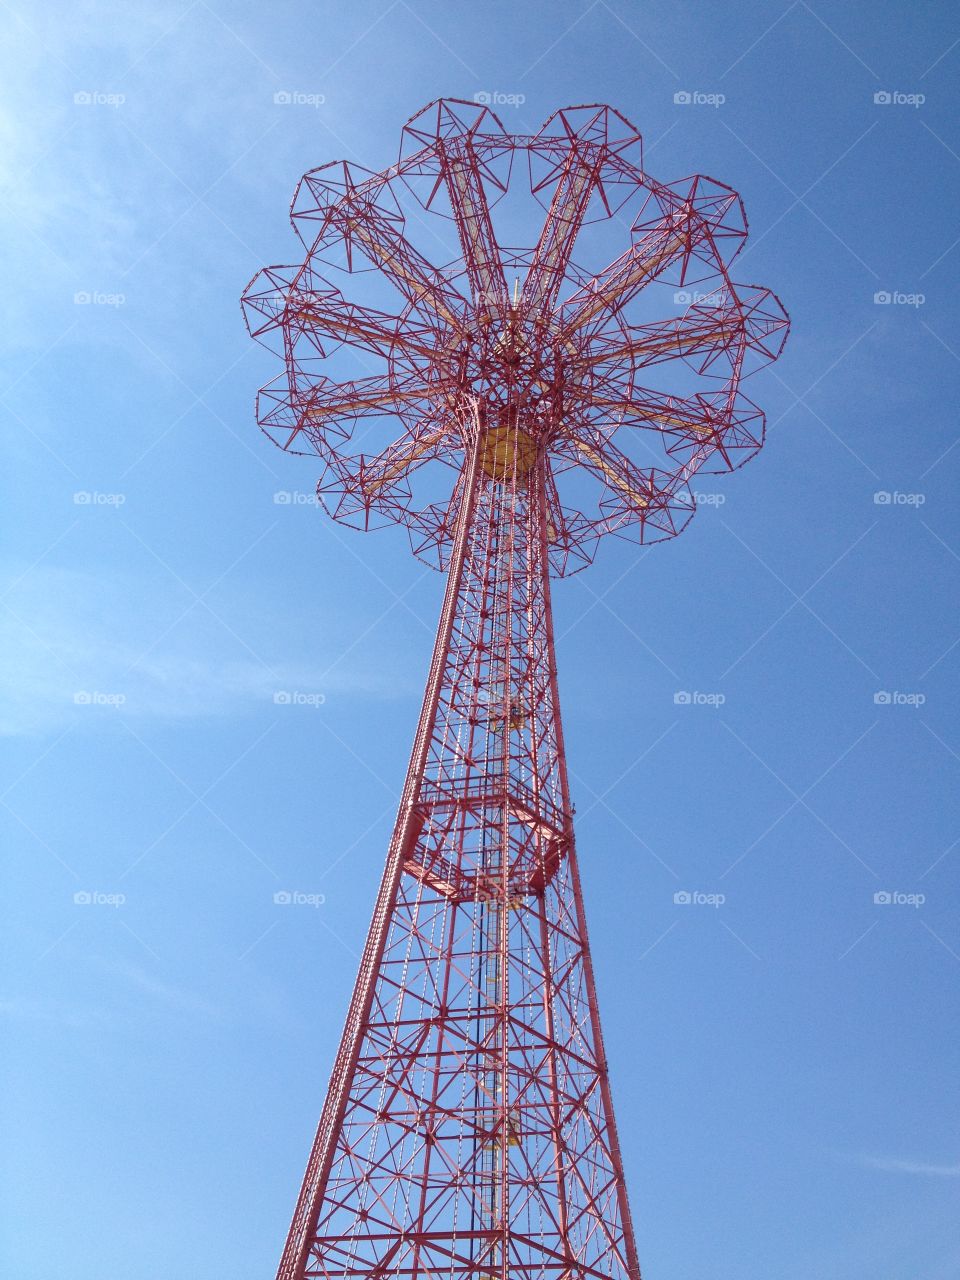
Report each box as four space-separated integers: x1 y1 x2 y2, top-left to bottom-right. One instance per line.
243 99 788 1280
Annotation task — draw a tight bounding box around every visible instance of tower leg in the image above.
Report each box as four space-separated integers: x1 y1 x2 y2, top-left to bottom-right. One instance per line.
276 438 640 1280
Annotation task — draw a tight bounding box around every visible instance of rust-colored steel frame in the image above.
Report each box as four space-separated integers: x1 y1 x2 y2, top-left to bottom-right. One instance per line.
244 99 788 575
242 99 788 1280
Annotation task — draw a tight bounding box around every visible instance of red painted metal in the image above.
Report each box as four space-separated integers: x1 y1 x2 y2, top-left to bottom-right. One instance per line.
243 99 788 1280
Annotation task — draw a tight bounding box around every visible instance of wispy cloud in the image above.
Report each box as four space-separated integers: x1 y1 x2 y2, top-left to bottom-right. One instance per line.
0 0 286 350
0 995 110 1029
107 960 225 1021
858 1154 960 1177
1 965 222 1029
1 562 415 735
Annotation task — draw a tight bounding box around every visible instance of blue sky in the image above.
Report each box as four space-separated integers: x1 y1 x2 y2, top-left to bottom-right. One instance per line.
2 2 959 1277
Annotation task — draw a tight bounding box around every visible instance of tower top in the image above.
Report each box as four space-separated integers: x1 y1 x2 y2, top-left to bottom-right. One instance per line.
243 98 788 574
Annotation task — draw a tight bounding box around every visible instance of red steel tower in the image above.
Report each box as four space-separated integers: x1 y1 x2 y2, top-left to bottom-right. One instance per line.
243 99 788 1280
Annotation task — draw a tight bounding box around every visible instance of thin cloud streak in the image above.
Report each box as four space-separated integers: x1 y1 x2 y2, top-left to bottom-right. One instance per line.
1 562 419 735
859 1155 960 1177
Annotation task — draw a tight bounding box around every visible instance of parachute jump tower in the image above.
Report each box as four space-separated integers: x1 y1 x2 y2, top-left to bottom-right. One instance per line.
243 99 788 1280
